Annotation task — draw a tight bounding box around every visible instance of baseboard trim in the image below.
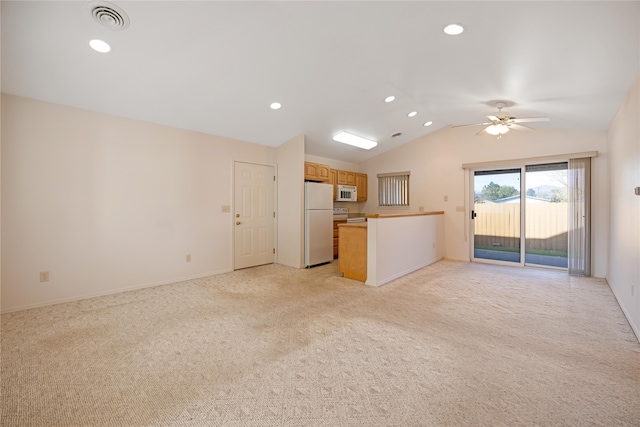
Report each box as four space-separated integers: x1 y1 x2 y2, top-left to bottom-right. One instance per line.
1 269 232 314
605 278 640 343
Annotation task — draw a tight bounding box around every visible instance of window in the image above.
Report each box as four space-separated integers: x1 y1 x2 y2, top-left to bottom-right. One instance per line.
378 172 410 207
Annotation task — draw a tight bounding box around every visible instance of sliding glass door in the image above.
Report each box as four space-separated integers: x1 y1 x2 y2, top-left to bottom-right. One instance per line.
473 169 522 264
472 163 568 269
524 163 568 268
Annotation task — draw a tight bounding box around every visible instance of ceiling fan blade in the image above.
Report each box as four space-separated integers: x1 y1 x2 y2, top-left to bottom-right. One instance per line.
451 122 492 128
511 117 550 123
475 127 488 136
510 123 535 131
486 115 499 121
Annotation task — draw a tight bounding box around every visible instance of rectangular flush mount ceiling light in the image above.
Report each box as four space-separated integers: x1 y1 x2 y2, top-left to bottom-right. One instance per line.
333 131 377 150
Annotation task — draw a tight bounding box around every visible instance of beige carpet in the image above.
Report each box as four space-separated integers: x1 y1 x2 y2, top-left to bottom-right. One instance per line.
2 260 639 426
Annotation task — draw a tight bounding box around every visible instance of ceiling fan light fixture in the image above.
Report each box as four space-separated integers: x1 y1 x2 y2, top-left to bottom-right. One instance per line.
333 131 377 150
485 124 509 136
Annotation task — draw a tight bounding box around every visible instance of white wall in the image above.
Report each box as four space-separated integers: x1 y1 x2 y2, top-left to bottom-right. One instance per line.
366 214 443 286
1 94 278 312
607 74 640 338
277 135 305 268
360 125 609 278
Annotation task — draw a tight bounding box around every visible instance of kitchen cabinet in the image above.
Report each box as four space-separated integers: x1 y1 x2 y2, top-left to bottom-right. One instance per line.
329 169 338 201
304 162 330 182
337 170 356 186
333 219 346 258
314 165 366 202
338 223 367 282
355 173 367 202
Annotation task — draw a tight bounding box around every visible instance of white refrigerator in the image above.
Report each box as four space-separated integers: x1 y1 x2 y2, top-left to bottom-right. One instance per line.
304 182 334 267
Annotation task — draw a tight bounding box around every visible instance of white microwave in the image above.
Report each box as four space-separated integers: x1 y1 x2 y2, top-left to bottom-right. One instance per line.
336 185 357 202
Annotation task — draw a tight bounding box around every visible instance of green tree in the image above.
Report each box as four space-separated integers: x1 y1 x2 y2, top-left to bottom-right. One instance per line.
480 182 519 201
526 188 537 197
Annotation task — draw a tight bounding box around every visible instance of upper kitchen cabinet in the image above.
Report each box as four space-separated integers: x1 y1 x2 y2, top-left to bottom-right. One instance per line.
329 169 338 200
337 170 356 186
355 173 367 202
304 162 330 182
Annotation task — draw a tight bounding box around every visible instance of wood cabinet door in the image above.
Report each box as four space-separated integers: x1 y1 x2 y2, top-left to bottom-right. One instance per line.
356 173 368 201
317 164 330 181
304 162 319 180
337 170 355 185
333 220 346 259
329 169 337 200
304 162 330 182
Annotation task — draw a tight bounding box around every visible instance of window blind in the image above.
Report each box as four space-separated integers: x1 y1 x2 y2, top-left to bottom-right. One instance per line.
377 172 410 206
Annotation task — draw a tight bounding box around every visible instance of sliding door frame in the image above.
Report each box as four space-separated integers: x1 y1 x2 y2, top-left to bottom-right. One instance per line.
464 151 597 270
469 166 527 267
469 163 570 270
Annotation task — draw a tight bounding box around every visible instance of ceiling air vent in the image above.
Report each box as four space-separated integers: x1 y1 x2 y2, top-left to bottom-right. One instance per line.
89 2 130 31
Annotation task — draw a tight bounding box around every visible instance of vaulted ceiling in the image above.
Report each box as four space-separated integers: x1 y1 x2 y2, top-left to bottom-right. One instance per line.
2 1 639 163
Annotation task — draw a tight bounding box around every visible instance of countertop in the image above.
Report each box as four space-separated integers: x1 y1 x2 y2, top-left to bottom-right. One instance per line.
337 222 367 229
366 211 444 219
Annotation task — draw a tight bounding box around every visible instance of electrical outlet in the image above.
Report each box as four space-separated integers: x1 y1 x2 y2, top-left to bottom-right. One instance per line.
456 206 465 212
444 195 449 202
186 254 191 263
221 205 230 213
632 285 635 296
418 206 425 212
432 242 435 249
40 271 49 282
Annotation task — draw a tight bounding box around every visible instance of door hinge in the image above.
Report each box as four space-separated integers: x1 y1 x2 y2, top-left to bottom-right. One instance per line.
273 248 275 254
273 175 276 181
273 212 276 218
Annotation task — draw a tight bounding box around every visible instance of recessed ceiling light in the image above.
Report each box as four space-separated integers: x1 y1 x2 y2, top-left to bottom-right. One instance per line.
89 39 111 53
407 111 417 117
384 96 395 103
423 121 433 127
333 131 377 150
391 132 402 138
270 102 282 110
444 23 465 36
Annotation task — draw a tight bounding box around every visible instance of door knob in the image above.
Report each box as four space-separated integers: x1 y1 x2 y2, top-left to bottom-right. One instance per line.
236 214 240 218
236 221 242 225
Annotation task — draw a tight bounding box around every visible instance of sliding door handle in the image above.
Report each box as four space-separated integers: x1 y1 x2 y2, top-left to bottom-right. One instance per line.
471 210 477 220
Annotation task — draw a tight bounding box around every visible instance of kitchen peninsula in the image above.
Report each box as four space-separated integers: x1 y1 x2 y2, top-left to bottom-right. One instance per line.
338 211 444 286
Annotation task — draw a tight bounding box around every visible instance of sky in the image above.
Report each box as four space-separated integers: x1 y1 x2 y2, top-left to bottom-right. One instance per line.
474 170 567 193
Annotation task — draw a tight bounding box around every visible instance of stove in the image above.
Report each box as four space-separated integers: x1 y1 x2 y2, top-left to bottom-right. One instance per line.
333 207 348 220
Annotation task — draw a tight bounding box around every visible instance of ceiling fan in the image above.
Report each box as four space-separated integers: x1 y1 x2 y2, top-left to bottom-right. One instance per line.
453 102 550 139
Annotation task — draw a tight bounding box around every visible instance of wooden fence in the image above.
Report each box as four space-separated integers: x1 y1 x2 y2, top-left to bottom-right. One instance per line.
474 202 568 253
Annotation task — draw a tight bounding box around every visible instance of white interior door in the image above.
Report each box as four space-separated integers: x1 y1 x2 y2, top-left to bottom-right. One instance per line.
234 162 275 270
